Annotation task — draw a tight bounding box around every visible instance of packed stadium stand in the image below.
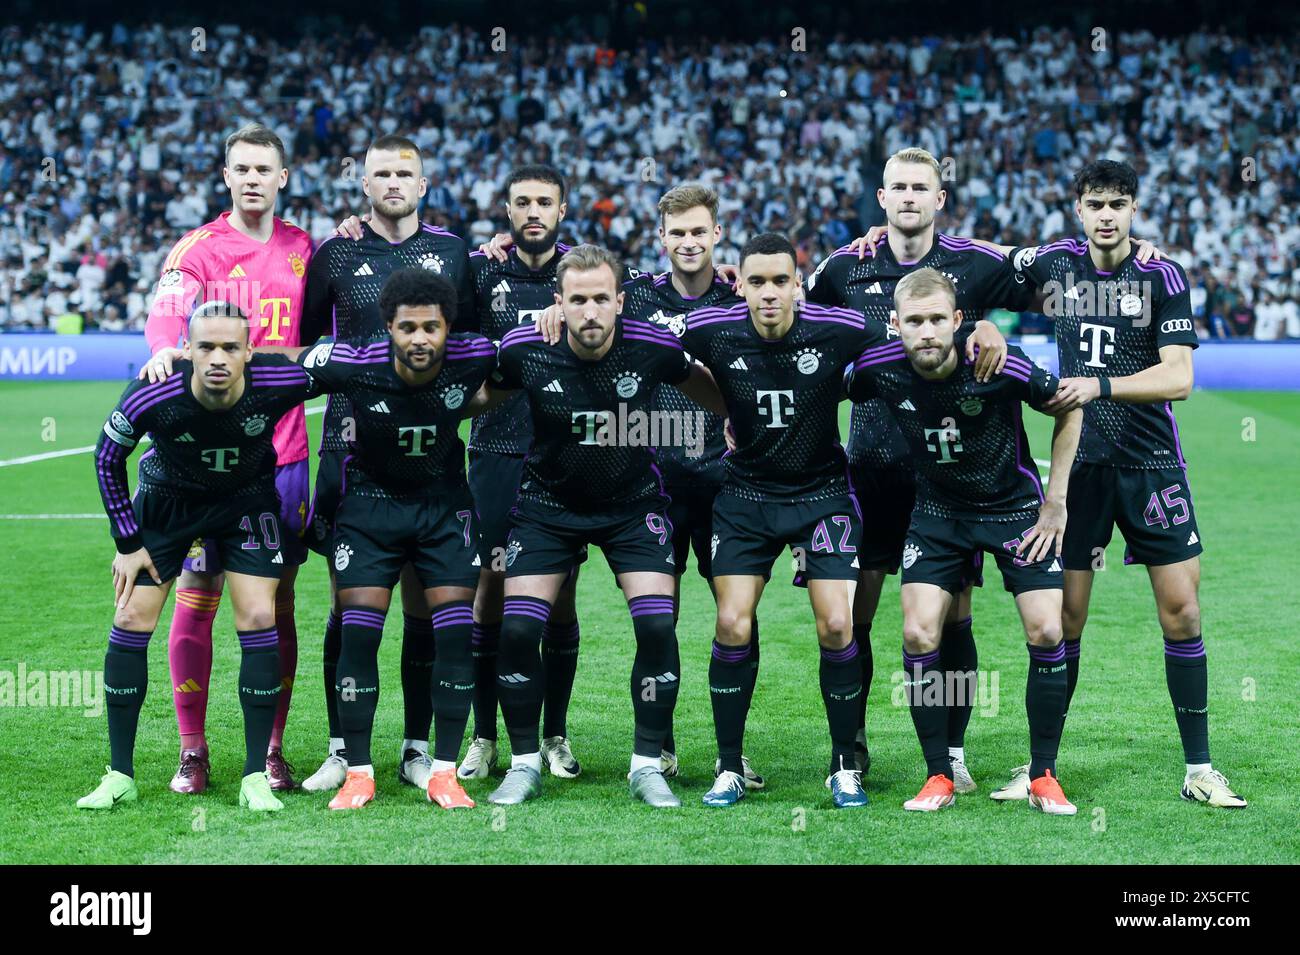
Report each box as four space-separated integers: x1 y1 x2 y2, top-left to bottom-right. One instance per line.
1 20 1297 338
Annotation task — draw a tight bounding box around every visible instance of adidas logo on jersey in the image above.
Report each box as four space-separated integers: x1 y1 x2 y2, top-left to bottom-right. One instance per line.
368 401 391 413
271 552 283 565
543 379 564 393
1188 531 1199 545
729 356 749 370
228 264 246 278
897 399 916 411
1048 559 1061 572
864 281 885 295
499 672 531 684
492 280 511 296
176 432 195 442
354 263 375 277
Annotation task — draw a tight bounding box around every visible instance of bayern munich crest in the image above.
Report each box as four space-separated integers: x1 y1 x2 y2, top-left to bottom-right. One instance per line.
243 414 268 436
443 386 466 409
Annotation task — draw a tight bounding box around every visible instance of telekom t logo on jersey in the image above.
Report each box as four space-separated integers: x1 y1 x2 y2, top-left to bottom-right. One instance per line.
571 411 607 445
1078 322 1116 369
397 426 437 456
923 421 963 463
200 447 240 472
756 390 795 428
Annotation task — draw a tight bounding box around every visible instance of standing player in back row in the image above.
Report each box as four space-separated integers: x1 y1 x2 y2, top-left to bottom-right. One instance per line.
845 269 1082 814
677 233 1008 808
296 135 476 795
619 183 764 786
142 123 313 795
80 302 314 813
458 165 585 783
994 160 1245 808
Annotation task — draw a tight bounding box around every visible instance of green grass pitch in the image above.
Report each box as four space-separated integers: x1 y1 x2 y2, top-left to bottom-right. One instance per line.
0 380 1295 864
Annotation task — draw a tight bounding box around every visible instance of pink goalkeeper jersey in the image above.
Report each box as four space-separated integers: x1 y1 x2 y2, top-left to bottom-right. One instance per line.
145 211 313 465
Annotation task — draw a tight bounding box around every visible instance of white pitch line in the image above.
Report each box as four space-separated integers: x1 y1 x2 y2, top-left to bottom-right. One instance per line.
0 513 106 519
0 404 326 468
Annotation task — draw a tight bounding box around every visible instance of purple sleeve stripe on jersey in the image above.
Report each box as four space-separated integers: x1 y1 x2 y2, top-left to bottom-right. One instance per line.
623 319 678 340
1015 416 1045 502
1036 238 1088 255
1002 368 1032 383
855 341 904 360
938 234 1006 260
1135 258 1185 295
1003 356 1035 373
854 351 906 369
687 303 746 320
121 377 184 417
122 381 186 419
1165 402 1187 467
95 443 132 530
332 354 392 365
96 441 137 537
499 330 543 348
469 250 486 258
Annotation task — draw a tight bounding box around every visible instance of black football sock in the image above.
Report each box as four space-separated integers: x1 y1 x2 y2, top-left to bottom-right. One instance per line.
337 608 385 768
742 616 761 711
1026 642 1068 779
1063 636 1081 726
1164 636 1210 764
401 612 436 743
470 621 501 741
903 648 951 778
430 602 475 764
820 642 863 773
496 597 549 757
709 640 750 775
852 623 873 730
105 627 152 777
236 628 281 776
940 615 977 749
628 595 680 759
322 608 343 741
541 618 580 739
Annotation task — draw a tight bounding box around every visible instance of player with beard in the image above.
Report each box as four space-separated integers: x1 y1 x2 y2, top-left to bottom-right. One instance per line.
293 136 476 794
456 165 586 783
619 184 765 788
844 269 1083 814
466 245 729 807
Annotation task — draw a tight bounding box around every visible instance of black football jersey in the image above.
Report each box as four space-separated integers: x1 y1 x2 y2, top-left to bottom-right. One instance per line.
95 354 314 551
679 301 890 503
299 335 495 497
301 222 476 453
466 244 571 456
804 234 1035 469
1009 239 1197 469
846 342 1059 521
492 317 691 512
621 269 740 486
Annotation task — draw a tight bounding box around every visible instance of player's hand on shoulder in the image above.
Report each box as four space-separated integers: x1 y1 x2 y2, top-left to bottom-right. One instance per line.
141 347 183 382
1134 238 1164 263
112 547 161 609
967 320 1007 382
1017 498 1067 564
1043 376 1099 413
534 303 564 345
334 213 369 240
850 226 887 259
481 231 513 262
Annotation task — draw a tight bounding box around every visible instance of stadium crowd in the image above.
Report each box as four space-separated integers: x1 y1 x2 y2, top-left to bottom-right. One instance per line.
0 20 1297 338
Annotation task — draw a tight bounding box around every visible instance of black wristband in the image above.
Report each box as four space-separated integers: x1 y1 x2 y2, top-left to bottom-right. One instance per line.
1098 377 1112 398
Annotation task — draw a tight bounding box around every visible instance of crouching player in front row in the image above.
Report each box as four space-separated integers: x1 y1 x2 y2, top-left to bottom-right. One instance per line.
80 301 315 811
296 270 494 811
845 268 1084 814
